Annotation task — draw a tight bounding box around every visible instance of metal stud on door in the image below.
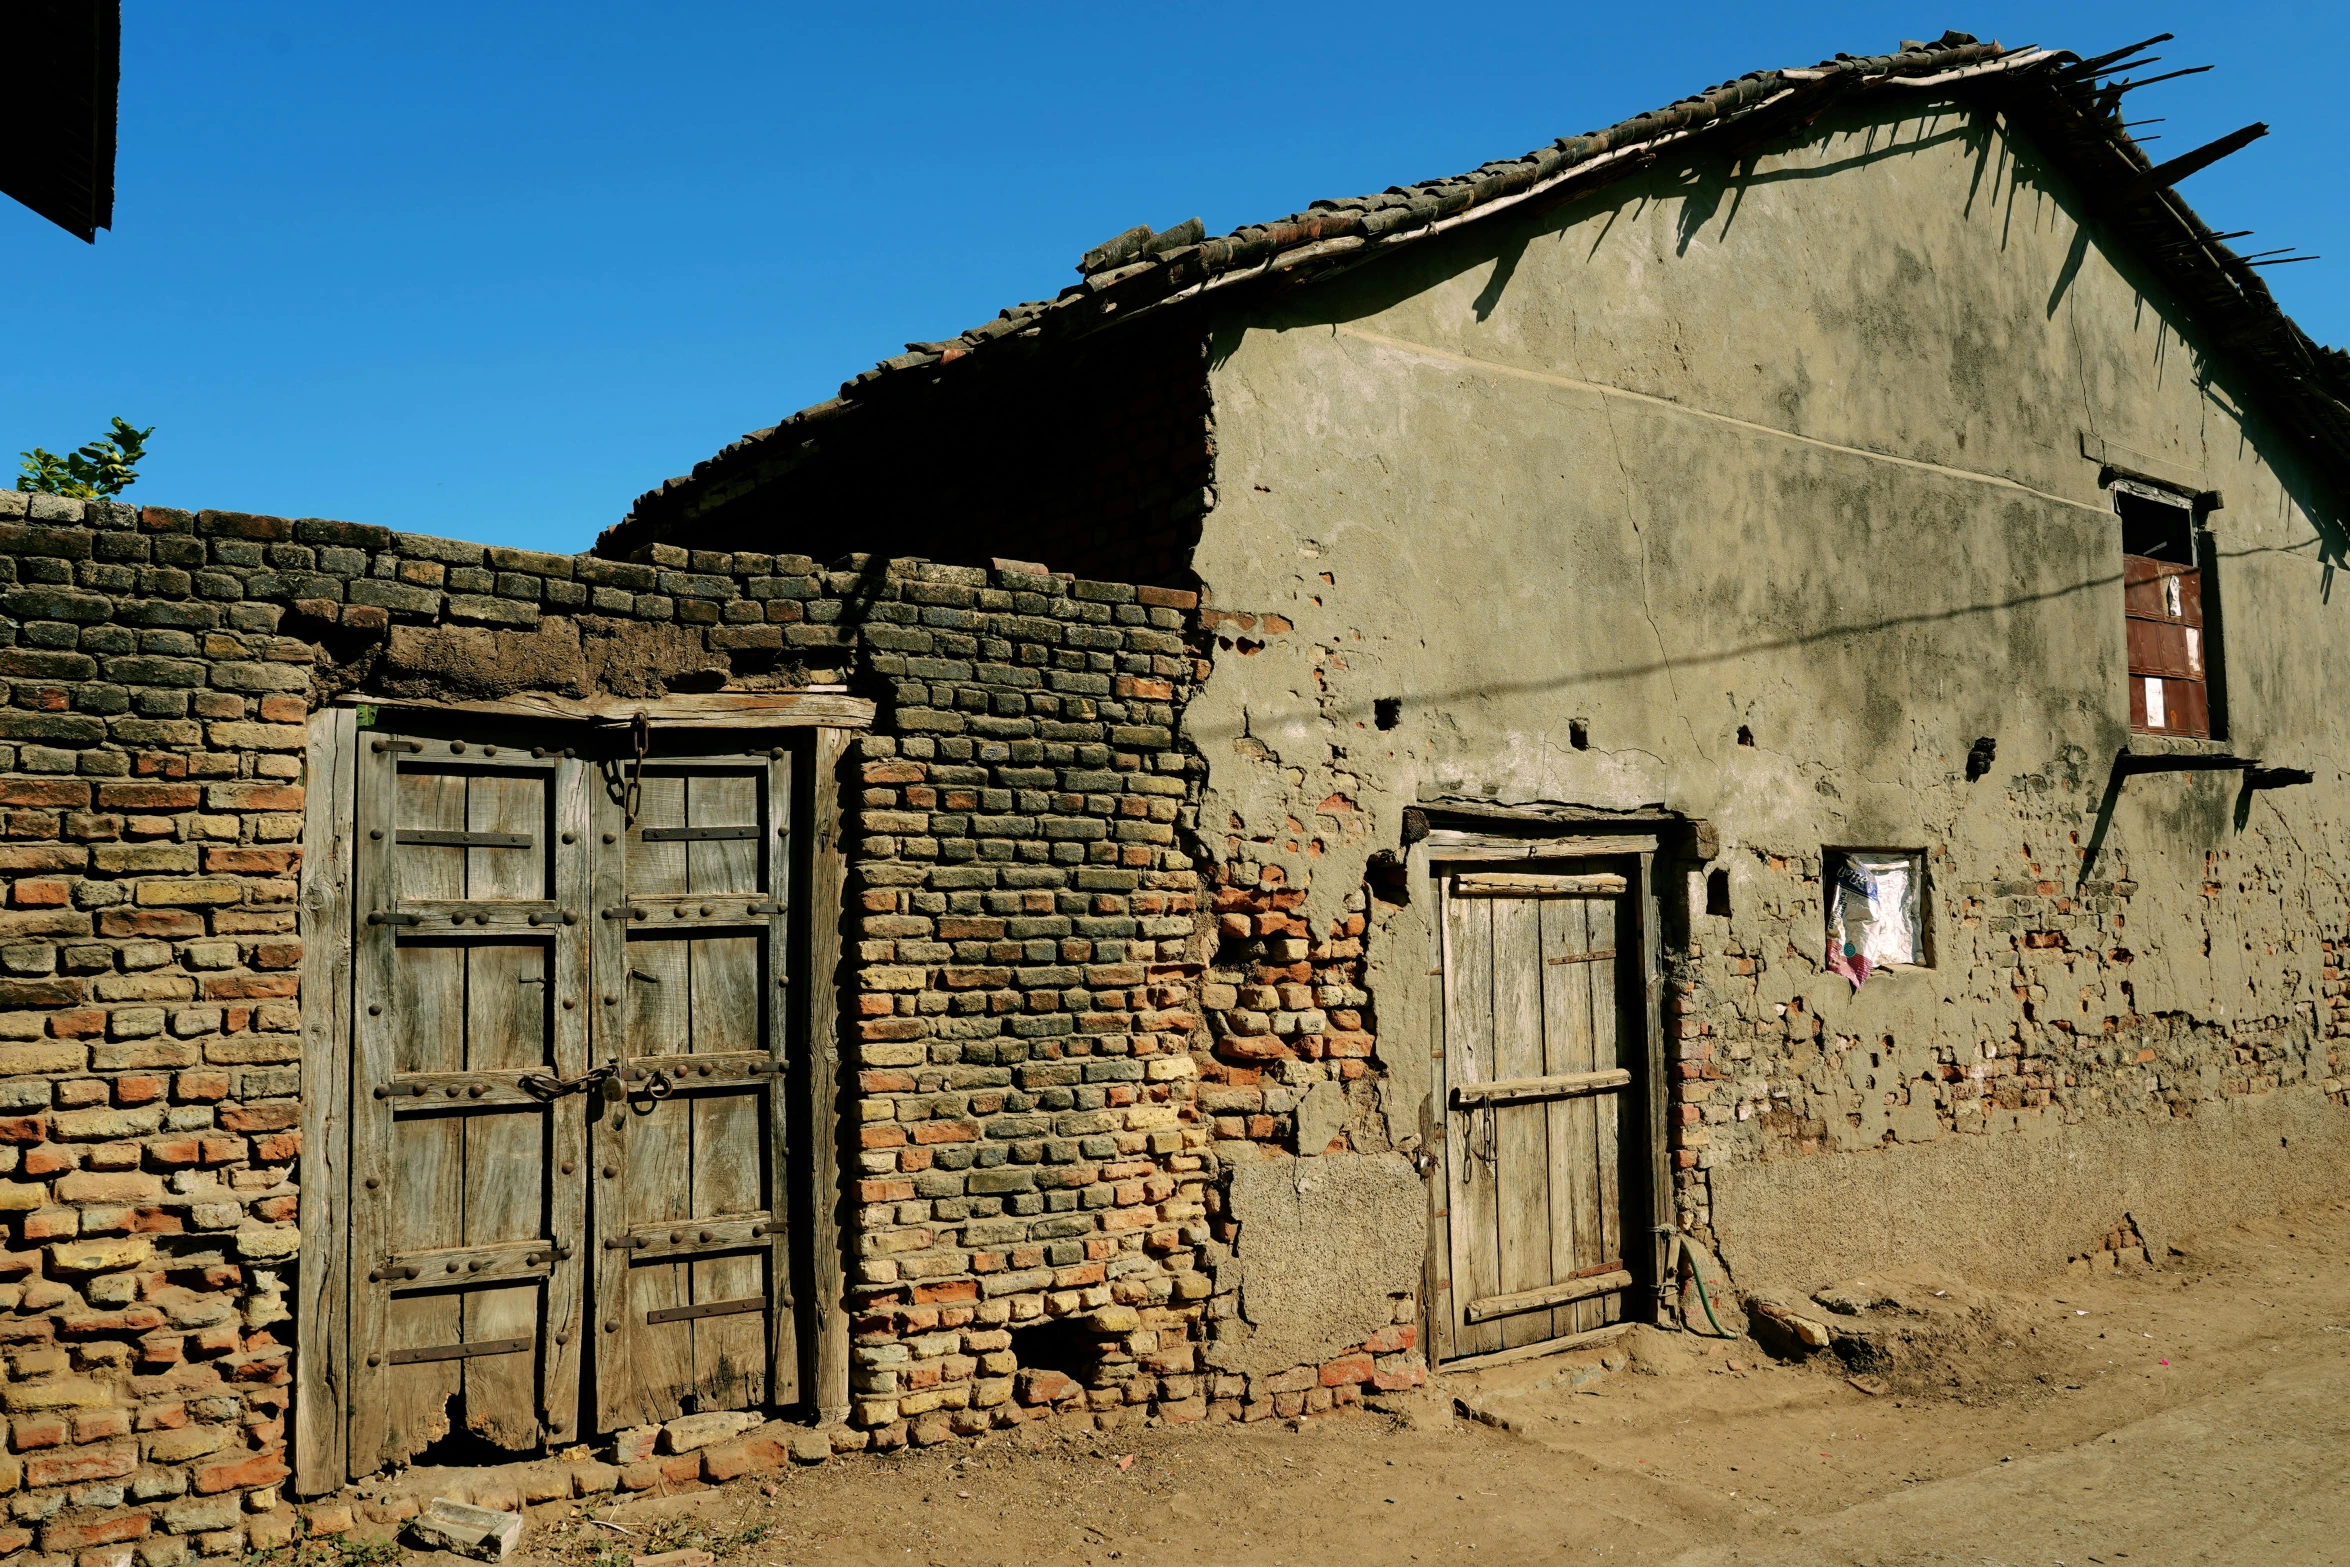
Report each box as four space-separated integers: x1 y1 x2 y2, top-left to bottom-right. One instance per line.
348 733 593 1470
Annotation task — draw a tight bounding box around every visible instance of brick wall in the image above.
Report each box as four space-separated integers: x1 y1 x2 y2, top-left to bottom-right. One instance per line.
0 484 1423 1544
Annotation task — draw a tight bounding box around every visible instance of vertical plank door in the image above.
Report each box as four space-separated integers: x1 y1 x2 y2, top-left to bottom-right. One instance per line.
348 733 592 1471
592 751 796 1431
1440 865 1637 1360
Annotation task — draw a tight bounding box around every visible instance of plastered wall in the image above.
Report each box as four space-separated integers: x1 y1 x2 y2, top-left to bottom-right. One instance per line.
1190 94 2350 1298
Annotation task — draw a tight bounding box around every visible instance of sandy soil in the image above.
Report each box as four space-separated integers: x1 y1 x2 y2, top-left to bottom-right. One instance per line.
478 1196 2350 1567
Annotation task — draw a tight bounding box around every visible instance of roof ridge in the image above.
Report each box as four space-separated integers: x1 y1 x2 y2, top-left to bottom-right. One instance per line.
611 30 2347 549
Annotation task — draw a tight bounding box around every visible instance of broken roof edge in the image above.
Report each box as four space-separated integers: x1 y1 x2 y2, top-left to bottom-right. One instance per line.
607 31 2350 554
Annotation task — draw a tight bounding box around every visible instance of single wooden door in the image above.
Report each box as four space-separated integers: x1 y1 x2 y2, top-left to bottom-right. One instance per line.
1438 865 1636 1360
590 749 797 1430
349 732 594 1469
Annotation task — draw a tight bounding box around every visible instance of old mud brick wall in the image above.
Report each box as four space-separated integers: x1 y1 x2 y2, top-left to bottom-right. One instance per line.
0 483 1425 1542
1665 756 2350 1274
840 567 1420 1453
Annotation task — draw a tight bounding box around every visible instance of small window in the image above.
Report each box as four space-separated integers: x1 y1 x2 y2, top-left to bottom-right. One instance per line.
2116 484 2216 739
1824 849 1925 987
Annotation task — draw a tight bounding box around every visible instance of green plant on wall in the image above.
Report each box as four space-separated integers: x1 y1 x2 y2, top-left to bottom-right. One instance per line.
17 416 154 497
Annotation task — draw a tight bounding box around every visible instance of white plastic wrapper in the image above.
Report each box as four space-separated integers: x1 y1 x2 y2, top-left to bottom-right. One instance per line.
1825 852 1921 987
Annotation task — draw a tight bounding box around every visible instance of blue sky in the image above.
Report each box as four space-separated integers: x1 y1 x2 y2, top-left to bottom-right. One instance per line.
6 3 2342 553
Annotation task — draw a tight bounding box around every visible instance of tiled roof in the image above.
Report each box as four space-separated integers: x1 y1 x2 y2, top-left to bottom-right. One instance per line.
614 31 2350 546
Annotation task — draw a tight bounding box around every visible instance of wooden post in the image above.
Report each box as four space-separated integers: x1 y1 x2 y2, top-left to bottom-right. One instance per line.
293 706 357 1494
802 727 852 1425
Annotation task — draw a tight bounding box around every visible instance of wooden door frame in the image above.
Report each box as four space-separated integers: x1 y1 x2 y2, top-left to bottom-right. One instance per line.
295 696 864 1493
1413 804 1681 1373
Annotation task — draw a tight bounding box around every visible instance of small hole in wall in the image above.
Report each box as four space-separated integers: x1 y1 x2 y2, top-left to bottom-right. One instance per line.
1737 725 1754 747
1012 1316 1100 1383
1706 868 1732 917
1569 718 1590 750
1374 698 1401 731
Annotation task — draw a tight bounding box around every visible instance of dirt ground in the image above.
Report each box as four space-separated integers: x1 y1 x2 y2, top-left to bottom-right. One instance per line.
458 1197 2350 1567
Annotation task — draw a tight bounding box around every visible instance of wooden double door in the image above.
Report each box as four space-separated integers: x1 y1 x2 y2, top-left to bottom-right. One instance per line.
346 722 801 1468
1433 858 1651 1362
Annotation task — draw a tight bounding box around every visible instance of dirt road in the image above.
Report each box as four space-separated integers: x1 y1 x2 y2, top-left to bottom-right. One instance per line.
506 1198 2350 1567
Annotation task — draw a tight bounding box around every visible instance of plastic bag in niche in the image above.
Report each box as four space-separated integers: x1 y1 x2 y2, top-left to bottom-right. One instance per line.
1825 852 1919 989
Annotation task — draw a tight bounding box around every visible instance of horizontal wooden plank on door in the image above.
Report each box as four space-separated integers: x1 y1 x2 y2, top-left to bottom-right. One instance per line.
1427 833 1660 859
1464 1268 1635 1324
1453 872 1627 897
1450 1068 1631 1107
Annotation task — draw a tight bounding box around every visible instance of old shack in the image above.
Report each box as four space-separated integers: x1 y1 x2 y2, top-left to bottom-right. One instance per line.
0 28 2344 1554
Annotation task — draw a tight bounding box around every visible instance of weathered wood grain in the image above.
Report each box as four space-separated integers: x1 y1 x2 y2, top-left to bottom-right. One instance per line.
1489 895 1550 1350
805 728 851 1422
295 706 356 1494
1444 886 1501 1360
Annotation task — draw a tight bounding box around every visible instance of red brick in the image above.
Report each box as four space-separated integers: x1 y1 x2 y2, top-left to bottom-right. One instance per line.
24 1443 125 1489
205 784 302 812
252 1132 300 1162
176 1072 230 1104
115 1075 167 1107
49 1010 105 1039
95 783 198 811
909 1279 978 1305
658 1453 701 1485
0 1115 46 1144
71 1408 132 1444
698 1441 754 1482
12 1415 68 1450
910 1120 979 1145
99 910 205 939
22 1143 73 1175
200 975 297 1001
215 1104 297 1133
39 1510 147 1551
0 780 90 808
252 1195 296 1222
145 1137 199 1167
203 849 298 875
256 696 307 723
1318 1354 1374 1387
11 880 70 908
856 1178 914 1203
1361 1324 1416 1354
